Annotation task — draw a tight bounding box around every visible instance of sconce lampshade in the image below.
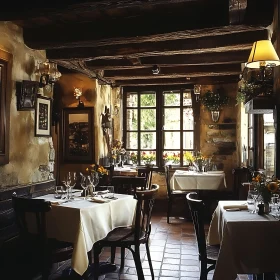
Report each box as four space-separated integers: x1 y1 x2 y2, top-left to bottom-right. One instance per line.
246 40 280 68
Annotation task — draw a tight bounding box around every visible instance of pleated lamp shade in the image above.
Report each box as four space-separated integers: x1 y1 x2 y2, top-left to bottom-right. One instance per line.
246 40 280 68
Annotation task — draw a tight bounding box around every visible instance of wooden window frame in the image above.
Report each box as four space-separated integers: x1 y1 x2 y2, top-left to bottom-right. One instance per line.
0 49 12 165
123 85 200 168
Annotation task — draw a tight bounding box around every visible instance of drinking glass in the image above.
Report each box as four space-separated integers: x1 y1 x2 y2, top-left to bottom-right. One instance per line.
246 189 255 205
107 186 114 198
249 189 258 213
271 193 279 213
67 172 77 200
80 175 88 199
54 186 62 199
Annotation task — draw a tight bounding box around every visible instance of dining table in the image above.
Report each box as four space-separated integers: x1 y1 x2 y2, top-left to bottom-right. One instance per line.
207 200 280 280
170 170 227 191
32 192 137 276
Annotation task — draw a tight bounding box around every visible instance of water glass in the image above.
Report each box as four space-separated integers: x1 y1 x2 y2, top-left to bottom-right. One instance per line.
107 186 114 198
54 186 63 199
247 189 255 205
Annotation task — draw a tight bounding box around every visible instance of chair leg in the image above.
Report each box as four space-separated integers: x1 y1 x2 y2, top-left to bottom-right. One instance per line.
167 199 172 223
145 242 154 280
120 247 125 269
131 246 144 280
200 260 208 280
110 246 116 263
93 245 101 280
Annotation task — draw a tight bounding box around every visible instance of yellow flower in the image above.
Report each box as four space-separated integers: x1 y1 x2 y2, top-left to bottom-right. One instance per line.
267 181 278 193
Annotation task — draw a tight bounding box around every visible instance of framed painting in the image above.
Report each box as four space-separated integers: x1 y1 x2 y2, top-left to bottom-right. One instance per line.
16 80 39 111
35 96 52 137
62 107 94 163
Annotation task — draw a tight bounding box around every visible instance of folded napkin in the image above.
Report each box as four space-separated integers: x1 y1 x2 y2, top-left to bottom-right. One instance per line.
97 190 109 195
89 196 109 203
223 204 248 211
51 201 63 206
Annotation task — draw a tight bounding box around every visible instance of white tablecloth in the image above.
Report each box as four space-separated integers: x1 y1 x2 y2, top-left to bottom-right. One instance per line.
207 200 280 280
171 171 227 190
33 193 137 276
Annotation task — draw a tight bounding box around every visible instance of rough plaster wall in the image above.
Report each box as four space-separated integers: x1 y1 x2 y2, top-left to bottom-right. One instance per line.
0 22 53 188
57 74 112 181
200 83 238 190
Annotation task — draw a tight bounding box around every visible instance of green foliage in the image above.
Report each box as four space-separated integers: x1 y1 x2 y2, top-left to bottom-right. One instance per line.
201 90 229 111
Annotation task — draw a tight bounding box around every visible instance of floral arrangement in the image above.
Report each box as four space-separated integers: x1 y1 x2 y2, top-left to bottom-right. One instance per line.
110 139 126 159
184 151 194 163
141 151 156 164
129 152 138 164
86 164 108 177
251 173 279 203
201 90 229 111
192 151 208 172
163 152 180 164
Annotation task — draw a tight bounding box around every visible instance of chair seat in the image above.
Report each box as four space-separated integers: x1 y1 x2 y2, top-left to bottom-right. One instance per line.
206 245 219 261
101 226 146 243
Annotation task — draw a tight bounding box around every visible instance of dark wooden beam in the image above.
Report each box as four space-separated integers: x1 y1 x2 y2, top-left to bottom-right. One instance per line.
114 74 239 86
103 64 242 79
85 49 250 69
46 28 268 60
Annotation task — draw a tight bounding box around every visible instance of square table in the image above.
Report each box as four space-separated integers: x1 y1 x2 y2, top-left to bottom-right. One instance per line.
207 200 280 280
33 193 137 276
171 170 227 191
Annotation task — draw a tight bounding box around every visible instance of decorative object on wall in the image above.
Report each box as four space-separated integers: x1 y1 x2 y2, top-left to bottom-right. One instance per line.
62 107 94 163
201 89 229 123
0 49 12 165
152 65 160 75
16 80 39 111
34 59 61 88
74 87 84 107
101 106 112 135
193 84 201 102
35 96 52 137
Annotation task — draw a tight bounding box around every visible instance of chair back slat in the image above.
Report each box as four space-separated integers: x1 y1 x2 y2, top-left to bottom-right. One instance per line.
137 166 153 190
186 192 207 259
134 184 159 243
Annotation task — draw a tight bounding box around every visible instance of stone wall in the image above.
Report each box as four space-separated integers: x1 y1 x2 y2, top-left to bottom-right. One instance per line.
0 22 53 188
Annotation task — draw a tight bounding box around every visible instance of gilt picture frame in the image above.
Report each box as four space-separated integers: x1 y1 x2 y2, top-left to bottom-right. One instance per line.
62 107 94 163
35 96 51 137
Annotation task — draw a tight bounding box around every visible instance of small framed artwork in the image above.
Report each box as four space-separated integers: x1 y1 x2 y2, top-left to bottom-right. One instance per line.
16 80 39 111
35 96 52 137
62 107 94 163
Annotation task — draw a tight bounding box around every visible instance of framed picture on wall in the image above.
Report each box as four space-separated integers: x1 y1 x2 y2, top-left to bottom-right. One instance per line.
16 80 39 111
35 96 52 137
62 107 94 163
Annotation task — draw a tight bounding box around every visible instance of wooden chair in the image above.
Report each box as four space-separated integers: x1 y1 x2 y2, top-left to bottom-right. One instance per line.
164 164 190 223
93 184 159 280
12 193 74 280
137 165 154 189
186 192 219 280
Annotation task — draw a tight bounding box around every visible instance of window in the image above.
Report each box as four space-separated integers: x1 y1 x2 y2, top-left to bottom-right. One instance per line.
123 86 200 167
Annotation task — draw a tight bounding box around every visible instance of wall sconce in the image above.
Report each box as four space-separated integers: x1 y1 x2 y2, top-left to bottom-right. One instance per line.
34 59 62 88
245 40 280 81
74 87 84 107
193 84 201 102
101 106 111 135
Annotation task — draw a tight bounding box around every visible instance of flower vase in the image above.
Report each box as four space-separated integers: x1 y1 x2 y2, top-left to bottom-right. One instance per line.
210 110 220 122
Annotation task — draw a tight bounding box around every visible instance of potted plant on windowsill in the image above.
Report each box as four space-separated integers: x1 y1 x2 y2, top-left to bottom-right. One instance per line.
201 89 229 122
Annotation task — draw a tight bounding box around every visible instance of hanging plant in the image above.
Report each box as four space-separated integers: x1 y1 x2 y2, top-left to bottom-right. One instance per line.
201 90 229 111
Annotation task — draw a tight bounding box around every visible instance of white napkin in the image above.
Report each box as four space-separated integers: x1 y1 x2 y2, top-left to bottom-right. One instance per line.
89 196 109 203
223 204 248 211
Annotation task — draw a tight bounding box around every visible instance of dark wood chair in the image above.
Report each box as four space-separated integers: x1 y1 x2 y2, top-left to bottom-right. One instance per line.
137 165 154 189
164 164 190 223
186 192 219 280
12 193 74 280
93 184 159 280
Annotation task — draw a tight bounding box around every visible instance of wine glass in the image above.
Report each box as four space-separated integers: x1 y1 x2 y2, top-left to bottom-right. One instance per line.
88 172 99 195
249 189 258 213
80 174 88 200
67 172 77 200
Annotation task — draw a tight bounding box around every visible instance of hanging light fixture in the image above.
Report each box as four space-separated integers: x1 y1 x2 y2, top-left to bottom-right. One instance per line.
34 59 62 88
193 84 201 102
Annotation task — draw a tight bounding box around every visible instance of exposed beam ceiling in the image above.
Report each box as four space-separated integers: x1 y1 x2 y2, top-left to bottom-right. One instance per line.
0 0 275 87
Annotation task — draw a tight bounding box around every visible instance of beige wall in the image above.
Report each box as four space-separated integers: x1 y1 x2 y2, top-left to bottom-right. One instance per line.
0 22 53 188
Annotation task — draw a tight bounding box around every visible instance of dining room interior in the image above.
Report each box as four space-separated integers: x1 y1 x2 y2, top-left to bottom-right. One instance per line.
0 0 280 280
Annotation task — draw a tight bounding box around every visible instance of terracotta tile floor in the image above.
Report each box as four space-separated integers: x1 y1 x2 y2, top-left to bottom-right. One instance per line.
51 212 249 280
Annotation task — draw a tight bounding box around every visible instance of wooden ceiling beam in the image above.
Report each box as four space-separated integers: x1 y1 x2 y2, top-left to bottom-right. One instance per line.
85 50 249 69
103 64 242 79
46 28 268 60
114 74 239 86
